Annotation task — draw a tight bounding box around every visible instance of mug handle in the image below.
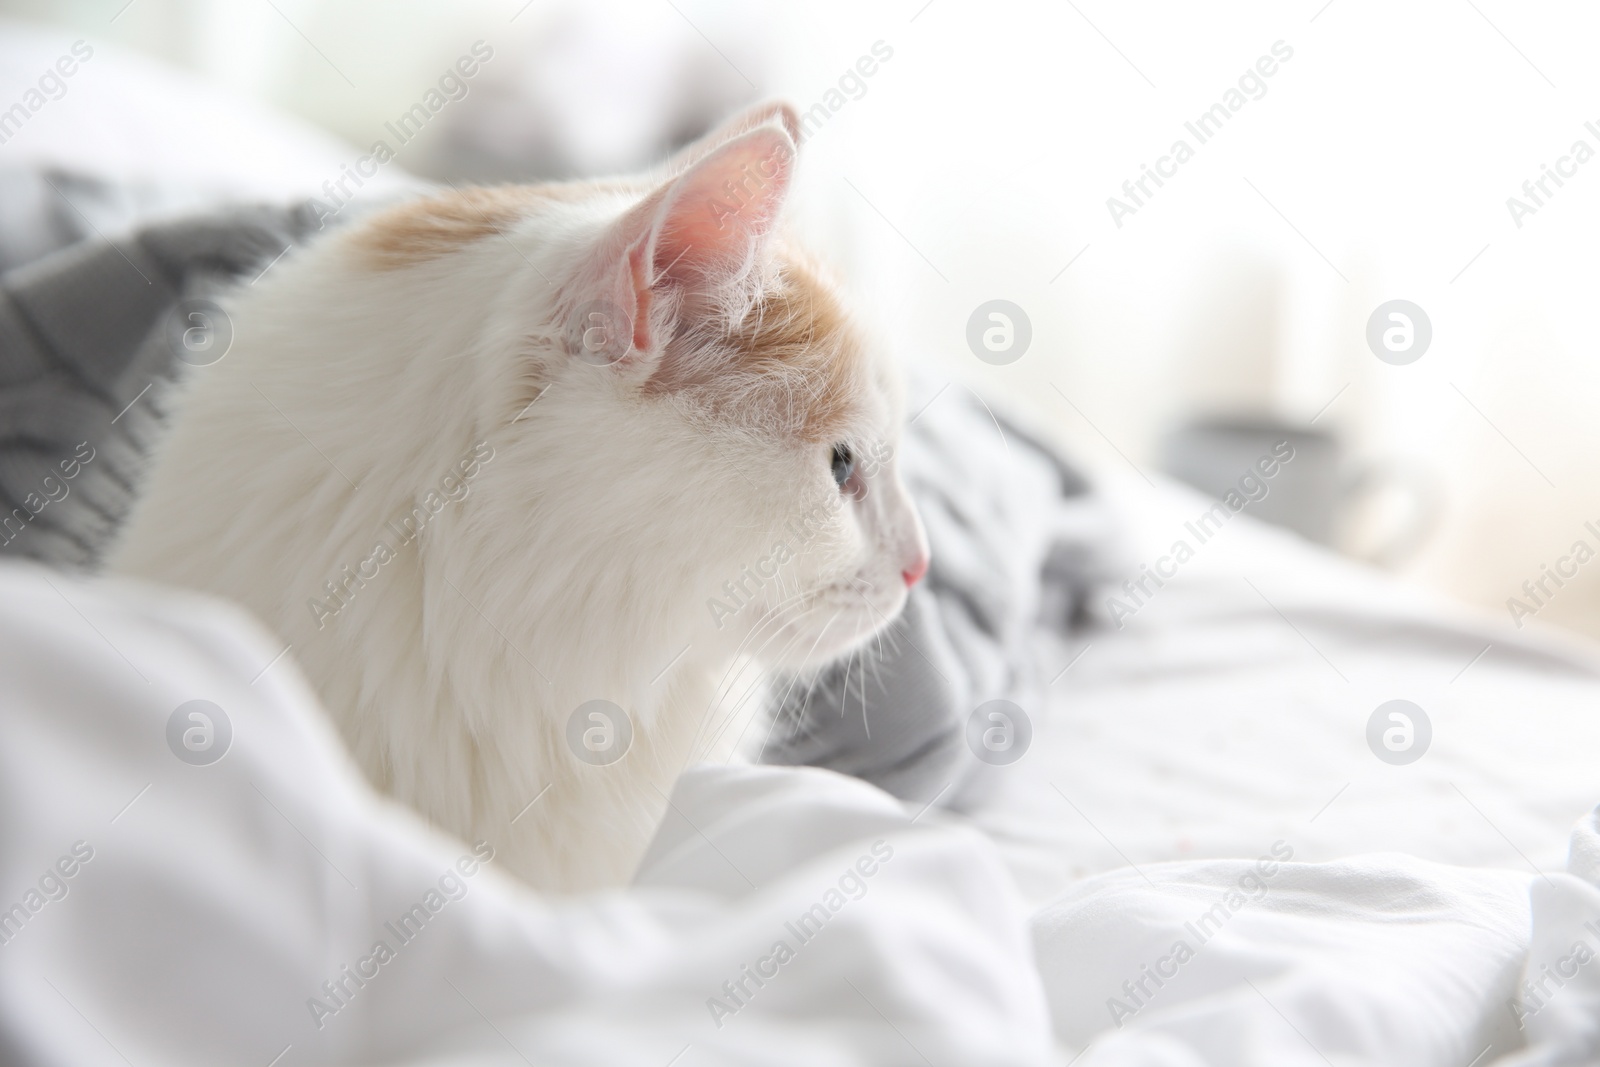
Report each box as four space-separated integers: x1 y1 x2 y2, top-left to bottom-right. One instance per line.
1340 462 1441 567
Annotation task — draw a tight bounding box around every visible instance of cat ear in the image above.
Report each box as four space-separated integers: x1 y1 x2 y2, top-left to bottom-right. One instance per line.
645 123 794 291
577 121 796 361
659 101 801 174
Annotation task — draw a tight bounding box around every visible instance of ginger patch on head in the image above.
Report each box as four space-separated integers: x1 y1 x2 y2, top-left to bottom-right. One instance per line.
650 248 869 443
352 181 648 269
352 186 550 269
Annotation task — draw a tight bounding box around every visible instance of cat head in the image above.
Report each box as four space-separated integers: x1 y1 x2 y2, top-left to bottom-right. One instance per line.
366 103 927 677
556 102 928 669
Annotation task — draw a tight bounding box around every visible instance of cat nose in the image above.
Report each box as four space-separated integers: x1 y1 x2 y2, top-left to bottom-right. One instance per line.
902 555 928 588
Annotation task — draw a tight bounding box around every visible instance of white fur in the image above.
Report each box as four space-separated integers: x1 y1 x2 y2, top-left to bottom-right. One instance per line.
109 115 926 892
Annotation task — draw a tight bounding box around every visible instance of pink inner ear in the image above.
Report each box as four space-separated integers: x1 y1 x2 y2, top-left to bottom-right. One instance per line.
574 122 797 361
646 125 795 291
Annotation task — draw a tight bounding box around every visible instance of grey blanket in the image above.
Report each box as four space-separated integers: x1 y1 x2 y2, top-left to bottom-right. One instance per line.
0 169 1116 808
0 169 323 566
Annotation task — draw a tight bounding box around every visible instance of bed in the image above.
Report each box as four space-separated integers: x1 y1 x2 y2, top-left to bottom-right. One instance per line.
5 22 1600 1066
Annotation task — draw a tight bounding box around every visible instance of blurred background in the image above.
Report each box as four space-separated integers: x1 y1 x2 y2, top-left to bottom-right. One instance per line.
3 0 1599 638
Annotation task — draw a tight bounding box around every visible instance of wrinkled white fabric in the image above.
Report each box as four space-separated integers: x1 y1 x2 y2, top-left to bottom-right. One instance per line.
1497 808 1600 1066
12 518 1600 1067
0 562 1053 1066
1028 810 1600 1067
1033 851 1535 1065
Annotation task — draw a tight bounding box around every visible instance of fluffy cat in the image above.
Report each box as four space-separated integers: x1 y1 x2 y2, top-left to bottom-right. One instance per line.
109 101 929 892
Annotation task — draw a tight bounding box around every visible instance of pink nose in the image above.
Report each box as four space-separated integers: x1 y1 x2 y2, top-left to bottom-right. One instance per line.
902 556 929 588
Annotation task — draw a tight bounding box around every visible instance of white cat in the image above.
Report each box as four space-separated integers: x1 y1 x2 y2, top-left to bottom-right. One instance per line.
109 102 929 892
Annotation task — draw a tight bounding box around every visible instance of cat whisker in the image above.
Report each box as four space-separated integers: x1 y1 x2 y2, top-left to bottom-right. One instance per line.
510 384 555 423
723 631 816 759
695 606 841 765
754 660 821 761
767 607 844 713
838 647 854 719
700 605 827 743
845 584 949 686
687 597 823 762
716 587 818 680
649 641 694 686
856 648 870 742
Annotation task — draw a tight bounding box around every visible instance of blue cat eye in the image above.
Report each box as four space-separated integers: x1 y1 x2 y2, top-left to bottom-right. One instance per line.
830 444 855 489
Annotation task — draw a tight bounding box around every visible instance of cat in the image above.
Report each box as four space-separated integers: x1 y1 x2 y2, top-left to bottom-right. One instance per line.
108 101 929 893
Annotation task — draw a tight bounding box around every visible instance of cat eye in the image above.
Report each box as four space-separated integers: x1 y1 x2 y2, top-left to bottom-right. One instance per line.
830 444 855 489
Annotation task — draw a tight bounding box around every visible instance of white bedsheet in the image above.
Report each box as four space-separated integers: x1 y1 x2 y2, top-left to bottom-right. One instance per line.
0 562 1052 1066
1028 813 1600 1066
952 471 1600 1063
969 472 1600 906
7 471 1600 1066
